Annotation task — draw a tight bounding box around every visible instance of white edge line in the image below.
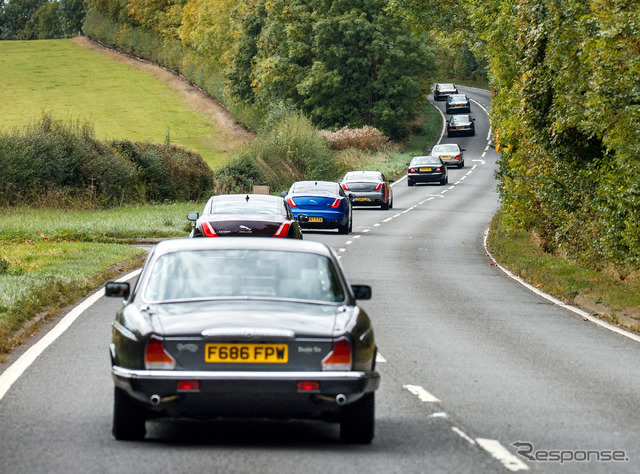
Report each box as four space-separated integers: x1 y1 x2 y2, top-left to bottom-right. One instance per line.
483 229 640 343
402 384 441 403
476 438 529 472
452 427 476 445
0 269 142 402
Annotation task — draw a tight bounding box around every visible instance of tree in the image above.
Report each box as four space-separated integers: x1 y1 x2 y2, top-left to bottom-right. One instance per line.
0 0 48 39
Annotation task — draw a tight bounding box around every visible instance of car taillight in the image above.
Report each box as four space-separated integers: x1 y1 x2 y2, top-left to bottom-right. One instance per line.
374 183 383 191
322 337 352 371
145 335 176 369
201 221 217 237
177 380 199 391
436 167 441 172
330 198 341 208
409 168 417 174
273 222 291 238
287 197 297 208
297 381 320 392
455 155 460 160
341 183 350 191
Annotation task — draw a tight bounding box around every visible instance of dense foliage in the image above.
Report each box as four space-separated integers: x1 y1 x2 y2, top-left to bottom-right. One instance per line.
0 115 213 207
0 0 85 39
84 0 436 139
466 0 640 270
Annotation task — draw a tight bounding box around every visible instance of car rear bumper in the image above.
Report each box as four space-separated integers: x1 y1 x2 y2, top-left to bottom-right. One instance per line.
113 366 380 418
293 210 349 228
408 174 444 183
351 192 387 206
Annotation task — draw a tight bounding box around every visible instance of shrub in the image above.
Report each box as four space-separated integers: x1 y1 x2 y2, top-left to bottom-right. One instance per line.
319 126 389 151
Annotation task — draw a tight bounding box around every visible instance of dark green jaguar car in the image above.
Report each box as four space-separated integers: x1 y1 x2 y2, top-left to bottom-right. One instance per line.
106 238 380 443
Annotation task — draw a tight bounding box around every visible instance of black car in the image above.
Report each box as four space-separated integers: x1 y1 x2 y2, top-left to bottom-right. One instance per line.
187 194 303 239
406 156 448 186
106 238 379 443
433 83 458 101
447 114 476 137
340 171 394 210
445 94 471 114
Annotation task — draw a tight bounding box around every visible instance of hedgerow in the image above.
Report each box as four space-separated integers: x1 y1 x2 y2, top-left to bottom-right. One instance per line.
0 114 213 208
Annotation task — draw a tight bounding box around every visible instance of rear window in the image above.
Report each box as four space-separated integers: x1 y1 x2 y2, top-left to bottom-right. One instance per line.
411 157 440 165
210 199 281 215
292 182 339 194
144 249 346 304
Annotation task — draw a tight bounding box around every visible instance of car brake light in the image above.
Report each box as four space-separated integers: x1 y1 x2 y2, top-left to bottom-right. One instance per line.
273 222 291 238
341 183 350 191
297 381 320 392
177 380 200 391
201 221 217 237
374 183 382 191
287 197 297 208
145 335 176 369
455 155 460 160
330 198 341 208
322 337 352 371
436 167 441 172
409 168 417 174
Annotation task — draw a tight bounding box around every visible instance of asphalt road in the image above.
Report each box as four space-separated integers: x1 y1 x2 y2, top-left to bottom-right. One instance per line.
1 87 639 473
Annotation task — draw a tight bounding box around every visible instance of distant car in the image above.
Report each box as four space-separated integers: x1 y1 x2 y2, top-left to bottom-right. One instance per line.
284 181 353 234
106 238 380 443
445 94 471 114
447 114 476 137
340 171 394 210
433 83 458 101
406 156 448 186
430 143 465 168
187 194 303 239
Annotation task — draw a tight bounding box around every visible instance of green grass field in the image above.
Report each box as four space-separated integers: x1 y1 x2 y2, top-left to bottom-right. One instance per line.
0 39 237 169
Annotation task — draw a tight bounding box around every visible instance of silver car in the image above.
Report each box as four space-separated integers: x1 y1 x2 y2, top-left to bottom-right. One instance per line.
430 143 465 168
340 171 394 210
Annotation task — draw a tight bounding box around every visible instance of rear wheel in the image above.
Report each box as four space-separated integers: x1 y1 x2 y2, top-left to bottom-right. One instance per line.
340 392 375 444
113 387 147 441
458 160 464 169
440 176 447 185
407 179 414 187
381 200 389 210
338 219 350 234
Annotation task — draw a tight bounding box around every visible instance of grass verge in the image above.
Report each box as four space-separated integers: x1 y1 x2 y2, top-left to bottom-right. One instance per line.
487 211 640 332
0 202 205 360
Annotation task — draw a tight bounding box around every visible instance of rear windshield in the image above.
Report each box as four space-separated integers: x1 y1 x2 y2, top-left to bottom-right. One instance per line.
210 199 281 215
291 182 338 194
432 145 459 153
411 157 440 165
344 172 381 181
144 249 346 304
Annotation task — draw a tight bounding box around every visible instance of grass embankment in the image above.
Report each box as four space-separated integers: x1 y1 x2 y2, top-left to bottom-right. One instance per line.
488 211 640 332
0 39 243 170
0 203 203 359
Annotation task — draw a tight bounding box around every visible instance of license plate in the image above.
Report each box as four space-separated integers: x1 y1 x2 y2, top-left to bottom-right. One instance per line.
205 344 288 363
308 216 323 223
441 156 451 159
456 126 465 129
355 197 370 201
419 168 432 172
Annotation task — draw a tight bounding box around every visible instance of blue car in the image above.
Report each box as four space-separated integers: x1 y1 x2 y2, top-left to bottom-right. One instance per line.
284 181 353 234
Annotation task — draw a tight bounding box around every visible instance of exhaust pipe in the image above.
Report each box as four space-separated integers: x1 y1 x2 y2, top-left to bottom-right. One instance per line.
335 394 347 405
150 394 161 405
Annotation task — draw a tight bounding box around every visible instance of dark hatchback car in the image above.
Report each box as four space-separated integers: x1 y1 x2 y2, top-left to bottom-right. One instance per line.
106 238 380 443
447 114 476 138
340 171 394 210
187 194 303 239
406 156 449 186
284 181 353 234
433 83 458 101
445 94 471 114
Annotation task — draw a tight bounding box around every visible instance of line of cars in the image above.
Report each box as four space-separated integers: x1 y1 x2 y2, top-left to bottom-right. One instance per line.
105 175 392 443
403 83 476 186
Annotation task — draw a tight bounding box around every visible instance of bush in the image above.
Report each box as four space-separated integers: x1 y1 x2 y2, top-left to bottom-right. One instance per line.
0 114 213 208
319 126 389 151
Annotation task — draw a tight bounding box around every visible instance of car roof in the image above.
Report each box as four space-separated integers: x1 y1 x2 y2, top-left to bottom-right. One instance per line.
152 237 333 257
344 171 382 181
212 194 283 202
